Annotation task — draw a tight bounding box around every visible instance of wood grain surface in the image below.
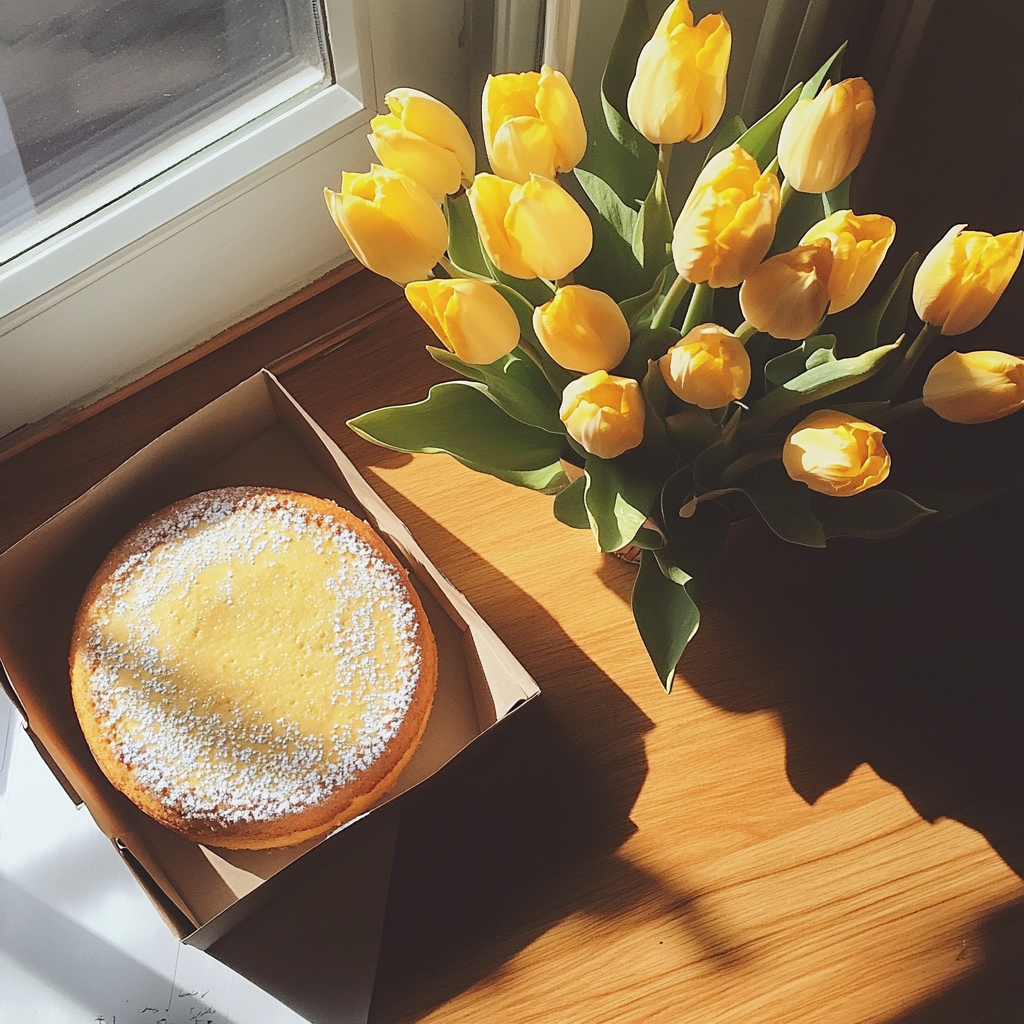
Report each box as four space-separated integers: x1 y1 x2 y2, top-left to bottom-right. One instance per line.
2 269 1021 1024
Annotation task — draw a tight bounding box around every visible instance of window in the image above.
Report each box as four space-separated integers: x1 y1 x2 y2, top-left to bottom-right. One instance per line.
0 0 330 265
0 0 474 440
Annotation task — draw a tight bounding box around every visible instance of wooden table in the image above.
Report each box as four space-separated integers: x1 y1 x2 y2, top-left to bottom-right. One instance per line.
2 268 1021 1023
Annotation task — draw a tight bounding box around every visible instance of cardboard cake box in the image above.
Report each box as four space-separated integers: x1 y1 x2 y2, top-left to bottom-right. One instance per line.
0 370 540 1023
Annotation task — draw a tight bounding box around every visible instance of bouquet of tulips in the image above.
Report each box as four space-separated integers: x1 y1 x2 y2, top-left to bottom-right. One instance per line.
325 0 1024 690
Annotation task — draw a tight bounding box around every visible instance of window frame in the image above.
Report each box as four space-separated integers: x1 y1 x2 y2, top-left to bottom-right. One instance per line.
0 0 473 439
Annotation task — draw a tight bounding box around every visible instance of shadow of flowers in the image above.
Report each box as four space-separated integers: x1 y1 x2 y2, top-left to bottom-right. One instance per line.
683 491 1024 878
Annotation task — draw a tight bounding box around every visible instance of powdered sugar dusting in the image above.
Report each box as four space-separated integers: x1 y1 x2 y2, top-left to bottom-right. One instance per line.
79 488 425 828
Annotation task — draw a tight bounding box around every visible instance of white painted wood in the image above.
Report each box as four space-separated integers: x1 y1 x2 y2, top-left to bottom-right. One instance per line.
543 0 582 80
492 0 544 74
0 0 471 439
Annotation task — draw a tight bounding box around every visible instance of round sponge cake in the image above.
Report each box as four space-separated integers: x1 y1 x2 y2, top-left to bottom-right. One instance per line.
69 486 437 849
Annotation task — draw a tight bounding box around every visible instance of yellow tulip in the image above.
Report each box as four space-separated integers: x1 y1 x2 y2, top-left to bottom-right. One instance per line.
482 65 587 183
533 285 630 373
406 279 521 365
800 210 895 313
922 350 1024 424
627 0 731 144
467 173 593 281
659 323 750 409
782 409 890 497
324 165 448 285
777 78 875 194
672 144 780 288
739 244 834 340
368 88 475 201
913 224 1024 335
559 370 645 459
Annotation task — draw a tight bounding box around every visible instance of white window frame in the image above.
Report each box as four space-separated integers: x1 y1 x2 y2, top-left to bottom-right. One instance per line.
0 0 474 439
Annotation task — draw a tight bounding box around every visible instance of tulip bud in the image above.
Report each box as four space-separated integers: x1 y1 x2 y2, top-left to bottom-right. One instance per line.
468 173 593 281
324 165 449 285
659 323 750 409
782 409 890 497
922 350 1024 424
673 144 780 289
800 210 895 313
533 286 630 373
482 65 587 183
368 88 476 201
739 244 834 340
406 279 521 365
559 371 645 459
777 78 875 194
913 224 1024 335
627 0 731 144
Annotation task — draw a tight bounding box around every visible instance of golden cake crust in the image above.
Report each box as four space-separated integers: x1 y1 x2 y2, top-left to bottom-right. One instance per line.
70 487 437 849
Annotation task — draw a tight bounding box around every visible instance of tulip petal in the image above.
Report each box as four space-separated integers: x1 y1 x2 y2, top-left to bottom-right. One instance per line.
507 177 593 281
468 173 536 279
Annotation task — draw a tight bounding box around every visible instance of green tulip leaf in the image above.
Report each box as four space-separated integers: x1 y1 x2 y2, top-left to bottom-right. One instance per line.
632 170 674 286
617 324 678 383
665 405 722 464
618 265 674 330
427 346 563 433
764 334 837 388
809 488 935 539
736 83 801 170
640 355 672 419
348 381 567 493
736 460 826 547
581 0 657 206
895 484 1008 522
692 435 739 492
491 283 576 394
575 167 638 245
574 176 648 301
660 496 731 569
770 187 828 254
830 252 922 359
475 247 557 308
800 42 846 101
747 338 902 430
553 474 590 529
584 451 658 552
444 193 491 279
633 526 666 550
632 548 701 693
704 113 747 166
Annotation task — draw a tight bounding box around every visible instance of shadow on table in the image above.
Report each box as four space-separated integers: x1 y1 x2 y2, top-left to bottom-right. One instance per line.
351 479 750 1023
675 490 1024 880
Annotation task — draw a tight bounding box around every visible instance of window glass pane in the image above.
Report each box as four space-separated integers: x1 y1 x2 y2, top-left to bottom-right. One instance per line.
0 0 330 264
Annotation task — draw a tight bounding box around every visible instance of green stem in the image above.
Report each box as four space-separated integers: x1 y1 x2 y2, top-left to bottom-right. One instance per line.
779 178 795 212
658 143 673 184
679 281 713 336
875 397 926 426
719 444 784 486
539 277 559 294
735 320 757 344
651 274 692 331
437 255 490 282
880 322 940 399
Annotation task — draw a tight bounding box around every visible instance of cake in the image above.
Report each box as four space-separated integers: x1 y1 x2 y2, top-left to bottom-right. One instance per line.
69 486 437 849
